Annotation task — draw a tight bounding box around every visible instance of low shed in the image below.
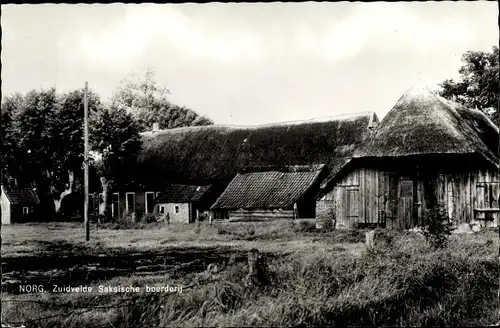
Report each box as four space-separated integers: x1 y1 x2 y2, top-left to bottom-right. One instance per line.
211 165 328 222
156 184 212 223
1 185 40 224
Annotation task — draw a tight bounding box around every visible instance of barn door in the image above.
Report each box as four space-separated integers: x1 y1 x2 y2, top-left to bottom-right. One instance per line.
397 177 414 230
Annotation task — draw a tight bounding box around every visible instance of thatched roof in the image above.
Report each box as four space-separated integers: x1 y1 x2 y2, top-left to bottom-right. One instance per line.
354 86 499 168
156 184 211 204
211 164 327 210
136 112 377 188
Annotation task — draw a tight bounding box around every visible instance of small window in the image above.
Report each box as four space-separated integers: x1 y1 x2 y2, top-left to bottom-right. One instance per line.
23 207 30 214
159 205 165 214
400 180 413 198
175 205 179 214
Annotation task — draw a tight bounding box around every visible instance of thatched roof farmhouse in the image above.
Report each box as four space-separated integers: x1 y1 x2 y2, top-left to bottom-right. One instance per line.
135 112 378 188
96 85 498 229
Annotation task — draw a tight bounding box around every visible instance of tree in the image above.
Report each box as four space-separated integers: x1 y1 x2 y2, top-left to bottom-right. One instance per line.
3 88 102 215
52 89 101 213
1 93 24 188
89 106 142 221
438 46 499 127
111 67 214 132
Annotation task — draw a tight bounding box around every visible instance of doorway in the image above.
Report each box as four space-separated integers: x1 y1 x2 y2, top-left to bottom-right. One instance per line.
397 177 414 230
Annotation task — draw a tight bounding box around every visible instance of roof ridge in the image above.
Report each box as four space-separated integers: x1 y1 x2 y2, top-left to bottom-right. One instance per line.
140 112 374 135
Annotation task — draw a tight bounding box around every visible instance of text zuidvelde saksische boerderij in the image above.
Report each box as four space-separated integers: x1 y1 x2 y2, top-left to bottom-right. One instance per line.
19 284 184 293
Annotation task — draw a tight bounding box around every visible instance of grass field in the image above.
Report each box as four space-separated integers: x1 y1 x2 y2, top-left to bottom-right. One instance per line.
1 220 499 327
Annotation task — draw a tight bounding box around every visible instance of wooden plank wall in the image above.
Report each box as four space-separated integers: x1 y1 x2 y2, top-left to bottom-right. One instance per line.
229 209 294 222
325 166 499 229
432 169 499 228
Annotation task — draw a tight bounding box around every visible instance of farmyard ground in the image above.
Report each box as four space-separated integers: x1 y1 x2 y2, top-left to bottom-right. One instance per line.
1 221 499 327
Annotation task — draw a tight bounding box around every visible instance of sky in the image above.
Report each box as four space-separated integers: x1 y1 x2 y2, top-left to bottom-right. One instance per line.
1 2 498 125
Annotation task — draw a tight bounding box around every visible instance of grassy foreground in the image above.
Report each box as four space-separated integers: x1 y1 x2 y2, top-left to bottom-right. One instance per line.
1 221 499 327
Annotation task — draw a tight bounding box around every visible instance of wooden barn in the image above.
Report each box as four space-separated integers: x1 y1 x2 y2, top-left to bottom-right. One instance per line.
317 86 499 230
155 184 212 223
211 165 328 221
1 185 40 224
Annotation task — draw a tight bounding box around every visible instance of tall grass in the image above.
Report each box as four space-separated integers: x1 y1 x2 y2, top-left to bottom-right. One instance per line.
3 229 498 327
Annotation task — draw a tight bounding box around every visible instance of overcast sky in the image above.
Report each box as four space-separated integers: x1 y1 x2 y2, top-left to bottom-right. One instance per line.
1 2 497 125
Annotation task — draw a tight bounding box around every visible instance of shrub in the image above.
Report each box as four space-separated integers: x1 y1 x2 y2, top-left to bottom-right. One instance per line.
217 226 230 235
142 213 161 223
194 221 202 234
295 220 317 233
423 205 453 249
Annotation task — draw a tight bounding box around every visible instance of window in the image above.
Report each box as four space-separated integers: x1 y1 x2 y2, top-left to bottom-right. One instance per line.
22 207 30 214
476 182 500 209
145 192 155 214
175 205 179 214
126 192 135 214
112 193 120 218
400 180 413 198
159 205 165 214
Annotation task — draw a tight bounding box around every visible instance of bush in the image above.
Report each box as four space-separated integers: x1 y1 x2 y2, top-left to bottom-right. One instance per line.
423 206 453 249
217 226 230 235
193 221 202 234
295 220 317 233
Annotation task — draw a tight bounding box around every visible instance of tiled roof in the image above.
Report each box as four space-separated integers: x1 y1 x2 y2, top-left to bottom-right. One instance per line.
211 164 327 210
156 184 211 203
3 188 40 205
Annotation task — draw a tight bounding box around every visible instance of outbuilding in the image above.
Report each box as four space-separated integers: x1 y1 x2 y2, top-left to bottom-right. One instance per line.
318 86 499 230
1 185 40 224
211 165 328 221
155 184 212 223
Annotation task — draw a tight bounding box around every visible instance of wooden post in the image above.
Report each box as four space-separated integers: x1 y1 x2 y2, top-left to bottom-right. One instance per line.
366 230 375 249
84 82 90 242
497 11 500 321
245 248 268 287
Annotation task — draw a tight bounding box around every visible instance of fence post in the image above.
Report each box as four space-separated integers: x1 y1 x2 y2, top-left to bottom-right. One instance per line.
366 230 375 249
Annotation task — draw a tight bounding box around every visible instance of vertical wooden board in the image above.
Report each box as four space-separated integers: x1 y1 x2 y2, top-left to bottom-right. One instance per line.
353 168 359 186
370 169 378 224
491 183 499 208
345 170 355 186
476 185 485 209
398 198 412 230
485 170 491 183
462 174 470 224
378 172 386 225
387 173 398 229
450 176 460 224
436 174 445 208
365 169 372 223
479 169 485 183
359 168 365 224
374 170 380 224
446 178 454 220
336 187 346 227
416 180 423 226
471 172 477 218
